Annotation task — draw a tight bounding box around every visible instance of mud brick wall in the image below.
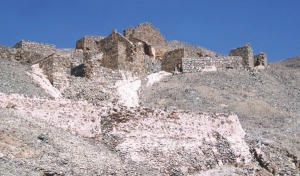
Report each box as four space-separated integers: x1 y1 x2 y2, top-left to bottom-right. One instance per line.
182 56 244 73
229 44 254 68
254 51 267 67
13 40 55 57
161 49 184 72
76 36 105 52
123 22 167 47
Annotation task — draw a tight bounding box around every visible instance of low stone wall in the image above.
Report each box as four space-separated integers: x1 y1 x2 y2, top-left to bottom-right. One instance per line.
13 40 55 57
182 56 244 73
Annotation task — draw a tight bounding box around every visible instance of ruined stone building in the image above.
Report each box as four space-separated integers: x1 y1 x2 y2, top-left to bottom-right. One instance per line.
0 22 267 89
229 43 267 68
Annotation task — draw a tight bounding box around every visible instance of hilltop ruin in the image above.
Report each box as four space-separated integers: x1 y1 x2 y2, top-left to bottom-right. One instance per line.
0 22 267 89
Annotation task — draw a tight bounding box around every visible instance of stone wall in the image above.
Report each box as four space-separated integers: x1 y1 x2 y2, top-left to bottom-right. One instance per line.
182 56 244 73
229 44 254 68
38 53 72 91
161 49 184 72
123 22 167 47
83 59 123 82
38 54 54 84
76 36 105 52
144 57 161 74
0 45 43 64
254 51 267 67
13 40 55 57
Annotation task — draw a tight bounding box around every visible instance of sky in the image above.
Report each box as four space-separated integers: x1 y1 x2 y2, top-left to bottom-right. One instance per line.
0 0 299 62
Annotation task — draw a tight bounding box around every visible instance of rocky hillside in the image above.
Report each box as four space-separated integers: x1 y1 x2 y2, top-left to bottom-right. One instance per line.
0 55 300 175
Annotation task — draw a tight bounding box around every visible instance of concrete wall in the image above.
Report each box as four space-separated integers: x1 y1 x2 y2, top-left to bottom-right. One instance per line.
229 44 254 68
182 56 244 73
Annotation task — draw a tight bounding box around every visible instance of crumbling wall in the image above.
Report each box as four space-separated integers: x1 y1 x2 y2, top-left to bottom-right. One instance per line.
0 45 43 64
229 44 254 68
38 54 54 84
144 57 161 73
13 40 55 57
182 56 244 73
123 22 167 47
38 54 70 91
128 37 155 57
161 49 184 72
75 36 105 52
254 51 267 67
84 60 123 82
95 30 133 70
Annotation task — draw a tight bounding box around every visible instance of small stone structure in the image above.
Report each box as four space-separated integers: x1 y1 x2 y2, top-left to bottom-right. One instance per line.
13 40 56 57
161 49 184 72
76 36 105 52
82 29 161 78
123 22 167 48
254 51 267 67
229 44 253 68
229 44 267 68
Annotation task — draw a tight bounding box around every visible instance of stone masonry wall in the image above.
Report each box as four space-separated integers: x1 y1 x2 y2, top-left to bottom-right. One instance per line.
229 44 254 68
0 45 43 64
123 22 167 47
182 56 244 73
161 49 184 72
254 51 267 67
94 30 134 71
38 53 73 91
38 54 54 84
84 60 123 82
76 36 105 52
13 40 55 57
